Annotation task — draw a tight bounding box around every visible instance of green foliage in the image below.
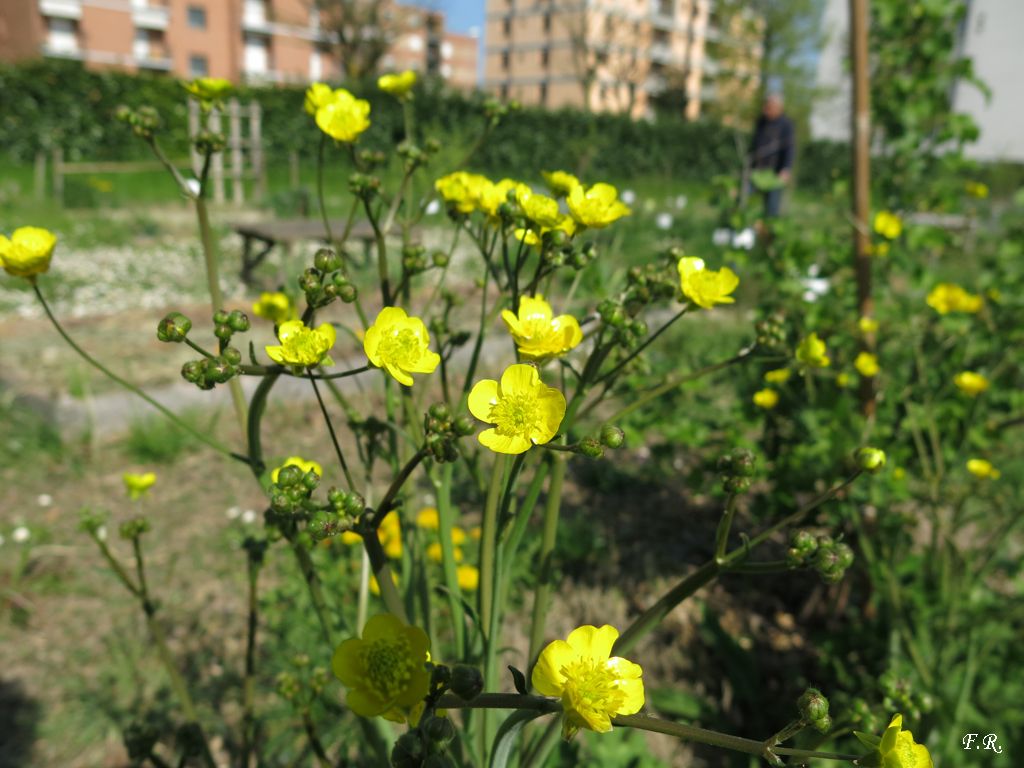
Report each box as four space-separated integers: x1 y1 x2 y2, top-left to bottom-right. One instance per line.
121 409 210 463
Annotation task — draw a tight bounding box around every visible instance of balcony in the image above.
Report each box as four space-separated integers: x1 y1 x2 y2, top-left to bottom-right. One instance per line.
39 0 82 20
242 1 271 33
42 43 82 59
132 4 170 31
649 43 674 64
137 55 172 71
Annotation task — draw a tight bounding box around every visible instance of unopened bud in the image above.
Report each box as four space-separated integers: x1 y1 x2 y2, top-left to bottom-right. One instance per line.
314 248 342 272
798 688 829 722
857 447 887 473
600 425 625 449
156 312 192 343
450 664 483 701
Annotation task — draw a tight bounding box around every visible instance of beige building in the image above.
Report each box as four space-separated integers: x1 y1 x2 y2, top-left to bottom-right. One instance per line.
0 0 478 90
484 0 711 119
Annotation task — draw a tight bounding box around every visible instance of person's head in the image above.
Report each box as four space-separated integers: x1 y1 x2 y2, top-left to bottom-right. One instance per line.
763 93 784 119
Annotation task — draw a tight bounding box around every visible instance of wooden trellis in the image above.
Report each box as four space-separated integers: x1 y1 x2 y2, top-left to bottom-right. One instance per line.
188 97 267 207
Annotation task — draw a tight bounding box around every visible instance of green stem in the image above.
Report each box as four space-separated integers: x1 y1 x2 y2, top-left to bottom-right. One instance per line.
240 547 262 768
308 372 356 491
316 133 334 246
33 283 239 462
714 492 739 560
362 528 409 622
364 197 391 306
301 709 332 768
595 306 689 385
435 463 466 658
291 540 336 647
478 453 508 764
526 455 568 670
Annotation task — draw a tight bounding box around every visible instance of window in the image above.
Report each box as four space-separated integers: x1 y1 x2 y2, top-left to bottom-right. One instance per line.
244 33 269 74
543 13 551 33
502 51 510 70
187 5 206 29
539 82 548 106
309 49 322 79
541 48 549 68
503 18 511 36
47 18 78 54
500 83 509 100
189 54 209 76
133 29 151 60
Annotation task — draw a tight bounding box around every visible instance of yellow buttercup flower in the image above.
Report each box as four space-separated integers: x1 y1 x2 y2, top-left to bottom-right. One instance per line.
123 472 157 500
514 228 541 248
925 283 983 315
858 316 879 334
252 291 296 324
855 714 933 768
341 513 402 559
0 226 57 278
836 372 851 388
752 389 779 409
315 89 371 143
427 542 463 563
363 306 440 387
567 183 631 228
966 458 1000 479
304 82 334 115
183 77 232 106
378 69 417 98
478 177 519 218
265 320 336 371
415 507 439 530
434 171 488 214
332 613 430 723
271 456 323 483
857 447 887 472
542 170 582 197
517 187 563 229
954 371 989 396
532 624 644 740
468 364 566 454
965 181 989 199
677 256 739 309
456 565 480 591
854 352 880 377
796 333 830 368
502 295 583 361
874 211 903 240
764 367 791 384
369 569 400 596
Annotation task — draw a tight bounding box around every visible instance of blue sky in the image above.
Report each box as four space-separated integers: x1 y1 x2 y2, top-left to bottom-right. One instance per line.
408 0 485 35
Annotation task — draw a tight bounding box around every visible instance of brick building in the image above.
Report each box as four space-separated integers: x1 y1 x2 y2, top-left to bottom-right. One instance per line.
0 0 478 90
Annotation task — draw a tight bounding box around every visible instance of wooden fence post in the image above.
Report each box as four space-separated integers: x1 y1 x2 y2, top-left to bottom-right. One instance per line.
52 147 64 204
188 98 201 177
229 98 245 207
35 151 47 200
209 106 225 204
249 101 266 201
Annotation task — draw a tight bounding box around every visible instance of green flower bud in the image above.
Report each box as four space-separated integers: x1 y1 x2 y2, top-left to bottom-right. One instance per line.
629 319 648 337
431 250 450 268
275 671 300 700
450 664 484 701
812 714 832 734
276 465 303 488
206 358 235 383
857 447 887 473
429 403 451 422
798 688 829 722
343 492 365 516
422 715 456 746
182 360 204 384
302 470 321 491
78 507 109 535
213 310 230 325
450 330 471 346
791 530 817 554
214 323 233 341
453 415 476 436
577 437 605 459
570 250 589 270
600 425 625 449
834 542 854 570
222 346 242 365
314 247 342 273
327 488 346 510
119 516 151 540
156 312 192 343
390 731 426 768
227 310 250 332
338 283 358 303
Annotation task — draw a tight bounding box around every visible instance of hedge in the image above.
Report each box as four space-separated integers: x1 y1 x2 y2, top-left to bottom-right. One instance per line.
0 59 847 191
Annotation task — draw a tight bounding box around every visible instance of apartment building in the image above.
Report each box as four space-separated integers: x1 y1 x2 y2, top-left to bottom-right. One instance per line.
484 0 711 119
0 0 478 90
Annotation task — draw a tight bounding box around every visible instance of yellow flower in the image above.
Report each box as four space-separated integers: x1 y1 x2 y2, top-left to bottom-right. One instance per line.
502 295 583 361
469 526 482 540
965 181 989 199
332 613 430 723
252 291 296 324
340 513 402 558
478 178 518 218
0 226 57 278
859 316 879 334
456 565 480 591
892 467 906 480
123 472 157 500
855 714 933 768
415 507 439 530
567 183 631 228
925 283 983 315
857 447 887 473
796 333 830 368
764 367 791 384
271 456 323 483
677 256 739 309
532 624 644 740
315 89 371 143
468 364 566 454
434 171 488 214
874 211 903 240
427 542 463 563
752 389 779 409
369 570 400 596
304 82 334 115
542 170 582 197
265 320 336 370
854 352 880 377
517 188 563 229
363 306 440 387
378 69 417 98
836 372 851 388
183 77 232 105
966 458 1000 479
954 371 989 396
513 228 541 248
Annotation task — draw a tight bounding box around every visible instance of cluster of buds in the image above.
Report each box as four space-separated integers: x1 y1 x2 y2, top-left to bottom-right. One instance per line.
423 403 475 463
574 425 625 459
192 129 226 155
119 516 152 540
401 244 439 277
181 353 238 390
718 449 756 494
303 486 365 541
797 688 833 733
268 464 323 523
390 663 481 768
176 309 248 390
349 172 382 201
483 97 519 127
787 530 855 584
397 139 441 173
115 105 162 140
755 311 788 351
879 670 933 724
276 653 330 704
302 247 358 308
597 298 648 351
357 149 387 170
626 257 681 313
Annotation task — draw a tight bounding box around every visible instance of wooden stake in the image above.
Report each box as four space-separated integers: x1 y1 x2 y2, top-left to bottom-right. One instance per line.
209 106 225 204
250 101 266 201
229 98 244 207
850 0 875 417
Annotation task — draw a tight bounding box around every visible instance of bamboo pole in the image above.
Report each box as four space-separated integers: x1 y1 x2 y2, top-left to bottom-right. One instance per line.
850 0 875 417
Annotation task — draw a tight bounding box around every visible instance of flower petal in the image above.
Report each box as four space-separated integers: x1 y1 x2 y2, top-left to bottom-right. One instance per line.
478 428 532 454
566 625 618 659
331 638 365 686
385 362 415 387
532 639 575 696
499 363 540 395
468 379 499 422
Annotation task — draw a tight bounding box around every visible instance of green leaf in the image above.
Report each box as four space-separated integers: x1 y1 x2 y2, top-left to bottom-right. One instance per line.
508 665 529 696
648 687 706 719
490 709 548 768
854 730 881 750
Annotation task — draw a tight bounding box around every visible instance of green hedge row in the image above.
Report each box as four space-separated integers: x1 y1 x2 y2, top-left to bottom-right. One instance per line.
0 59 847 191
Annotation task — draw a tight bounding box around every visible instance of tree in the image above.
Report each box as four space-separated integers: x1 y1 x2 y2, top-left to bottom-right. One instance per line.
310 0 397 80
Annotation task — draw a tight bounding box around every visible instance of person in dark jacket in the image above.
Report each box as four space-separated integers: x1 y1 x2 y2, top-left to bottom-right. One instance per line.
749 93 795 219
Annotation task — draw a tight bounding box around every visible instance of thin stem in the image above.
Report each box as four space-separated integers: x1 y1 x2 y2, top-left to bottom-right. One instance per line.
240 547 262 768
361 527 409 622
301 710 332 768
308 372 356 491
595 306 689 385
316 133 334 246
461 261 492 398
477 453 507 764
363 197 391 306
33 283 239 461
434 462 466 658
238 364 370 380
714 492 739 561
526 456 568 670
291 540 336 647
375 447 430 521
184 337 216 360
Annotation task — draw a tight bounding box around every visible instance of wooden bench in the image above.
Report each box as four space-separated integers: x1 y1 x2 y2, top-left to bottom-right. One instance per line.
234 218 378 288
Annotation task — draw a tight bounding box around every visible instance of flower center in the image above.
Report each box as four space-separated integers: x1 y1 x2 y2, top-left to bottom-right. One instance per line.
560 658 624 716
362 636 414 700
378 328 421 368
490 392 540 436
